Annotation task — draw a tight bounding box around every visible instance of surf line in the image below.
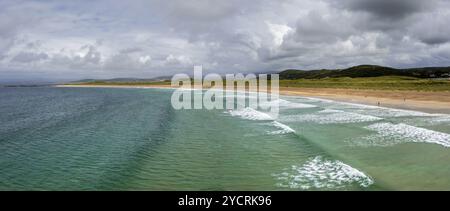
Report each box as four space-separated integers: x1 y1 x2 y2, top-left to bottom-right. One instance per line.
178 195 212 209
170 65 280 119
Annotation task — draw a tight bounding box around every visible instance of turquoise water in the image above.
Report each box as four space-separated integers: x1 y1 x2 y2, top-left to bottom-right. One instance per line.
0 87 449 190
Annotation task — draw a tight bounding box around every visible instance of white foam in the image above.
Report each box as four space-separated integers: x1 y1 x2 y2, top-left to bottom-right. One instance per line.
277 99 317 108
317 109 344 114
283 109 382 124
364 123 450 147
350 107 441 118
333 101 385 109
259 99 316 109
285 96 443 119
226 107 274 121
273 156 373 190
306 97 441 118
426 115 450 125
268 121 296 135
300 97 335 103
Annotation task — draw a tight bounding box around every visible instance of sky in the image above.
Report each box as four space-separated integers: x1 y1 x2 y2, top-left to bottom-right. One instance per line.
1 0 450 82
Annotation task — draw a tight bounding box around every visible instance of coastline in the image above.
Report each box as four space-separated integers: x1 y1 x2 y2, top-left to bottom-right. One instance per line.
55 84 450 114
279 87 450 114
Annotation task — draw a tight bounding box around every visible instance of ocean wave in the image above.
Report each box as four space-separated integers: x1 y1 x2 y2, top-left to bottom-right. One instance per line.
317 109 344 114
226 107 274 121
355 108 440 118
273 156 373 190
327 101 442 118
225 108 296 135
282 109 382 124
361 123 450 147
425 115 450 125
259 99 317 109
268 121 296 135
283 96 442 119
300 97 335 103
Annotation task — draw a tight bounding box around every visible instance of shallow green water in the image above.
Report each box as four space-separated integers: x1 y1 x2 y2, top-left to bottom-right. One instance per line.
0 87 449 190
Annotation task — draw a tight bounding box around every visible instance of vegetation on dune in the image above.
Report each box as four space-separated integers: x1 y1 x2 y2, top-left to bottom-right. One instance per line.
68 65 450 92
70 76 450 92
277 65 450 91
279 65 450 79
280 76 450 91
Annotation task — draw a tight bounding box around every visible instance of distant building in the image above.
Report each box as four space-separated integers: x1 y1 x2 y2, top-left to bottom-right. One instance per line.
441 73 450 80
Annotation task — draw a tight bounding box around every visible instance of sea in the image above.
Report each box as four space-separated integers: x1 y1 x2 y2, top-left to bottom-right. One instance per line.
0 87 449 190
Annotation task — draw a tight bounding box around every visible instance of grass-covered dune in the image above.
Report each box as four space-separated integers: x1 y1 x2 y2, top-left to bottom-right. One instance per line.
280 76 450 91
68 65 450 92
279 65 450 79
70 76 450 92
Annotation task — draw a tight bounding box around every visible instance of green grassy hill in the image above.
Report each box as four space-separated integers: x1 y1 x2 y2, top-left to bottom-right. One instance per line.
69 65 450 91
279 65 450 79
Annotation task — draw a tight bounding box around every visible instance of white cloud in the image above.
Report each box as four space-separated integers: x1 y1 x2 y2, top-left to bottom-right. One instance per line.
139 55 151 64
164 54 192 66
266 22 292 47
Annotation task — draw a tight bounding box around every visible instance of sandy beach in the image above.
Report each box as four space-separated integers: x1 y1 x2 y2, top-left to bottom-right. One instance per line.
279 87 450 114
57 84 450 114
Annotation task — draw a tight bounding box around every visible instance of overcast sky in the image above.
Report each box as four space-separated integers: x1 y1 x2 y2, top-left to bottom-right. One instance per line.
1 0 450 81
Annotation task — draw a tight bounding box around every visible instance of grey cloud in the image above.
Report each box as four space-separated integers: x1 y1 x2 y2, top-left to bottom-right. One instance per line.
163 0 240 21
1 0 450 80
12 52 49 63
103 50 152 71
79 45 101 65
337 0 435 20
290 10 355 44
104 53 144 71
119 47 143 54
48 45 102 71
419 34 450 45
26 41 44 50
409 12 450 45
420 36 450 46
325 0 440 35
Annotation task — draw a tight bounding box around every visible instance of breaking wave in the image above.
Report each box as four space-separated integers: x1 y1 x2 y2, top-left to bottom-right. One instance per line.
273 156 374 190
268 121 296 135
225 108 297 135
360 123 450 147
226 107 274 121
259 99 317 109
282 109 382 124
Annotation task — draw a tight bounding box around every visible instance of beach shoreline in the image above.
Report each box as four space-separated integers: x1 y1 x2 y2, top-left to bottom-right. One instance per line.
279 87 450 114
55 84 450 114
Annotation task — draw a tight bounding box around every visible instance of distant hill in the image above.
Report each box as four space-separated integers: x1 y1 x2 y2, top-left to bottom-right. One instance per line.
70 65 450 84
70 76 172 84
279 65 450 79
